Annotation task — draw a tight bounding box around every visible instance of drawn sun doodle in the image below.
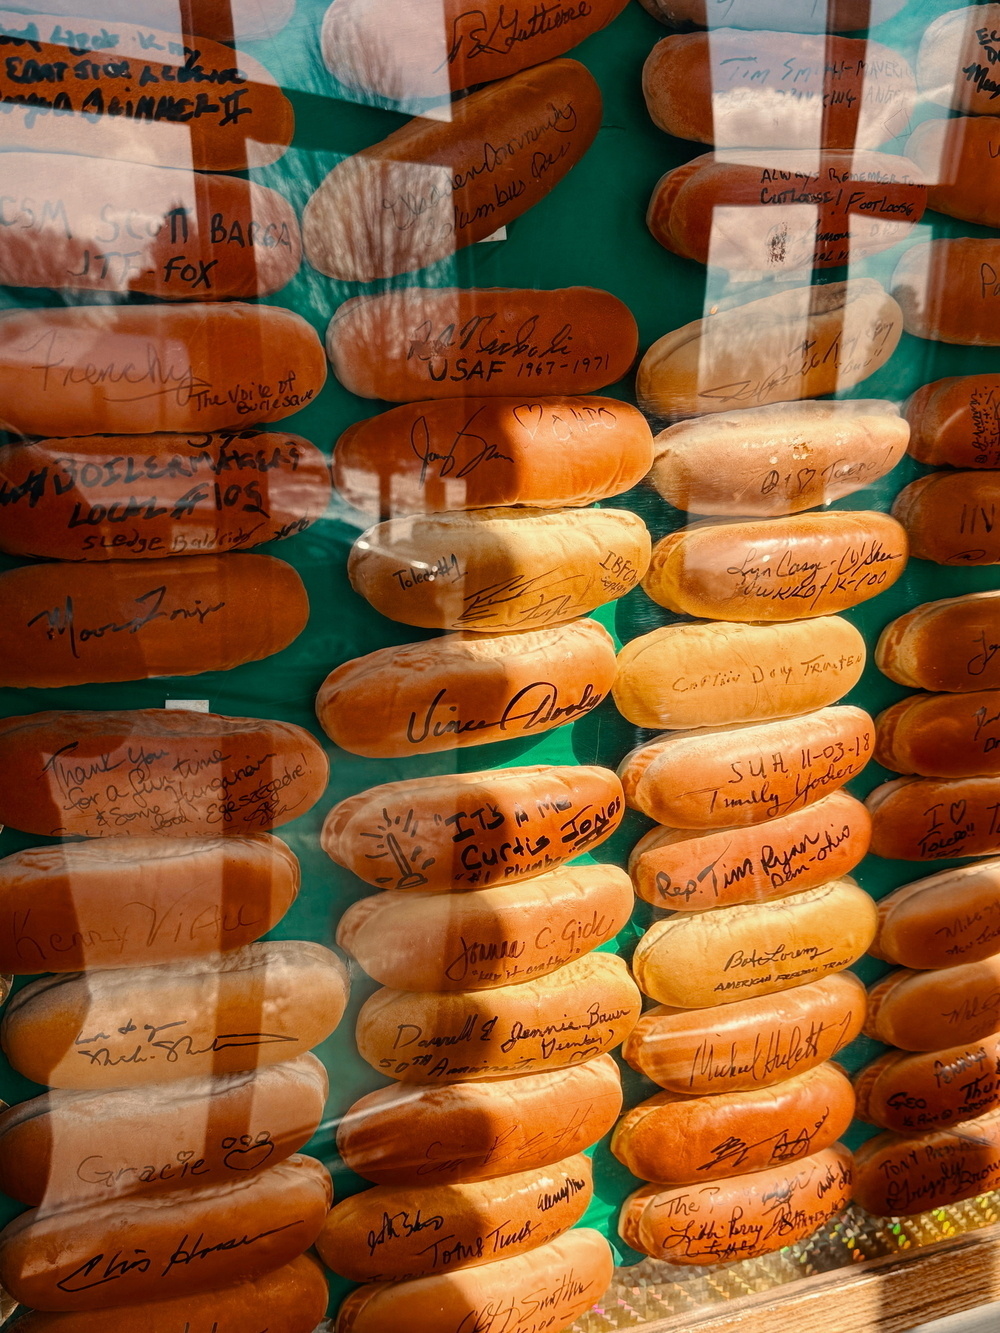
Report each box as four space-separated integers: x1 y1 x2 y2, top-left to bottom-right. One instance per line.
360 807 436 890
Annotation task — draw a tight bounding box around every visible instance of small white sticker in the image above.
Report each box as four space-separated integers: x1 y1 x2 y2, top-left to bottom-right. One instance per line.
478 227 507 243
165 699 210 712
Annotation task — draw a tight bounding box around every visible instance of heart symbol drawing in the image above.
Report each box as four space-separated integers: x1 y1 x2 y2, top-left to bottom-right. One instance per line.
950 801 968 825
223 1139 276 1173
513 404 544 438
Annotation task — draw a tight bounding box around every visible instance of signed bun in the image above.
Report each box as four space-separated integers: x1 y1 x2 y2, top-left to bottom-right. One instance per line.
893 471 1000 565
303 60 601 282
619 706 874 829
322 0 627 98
612 1062 854 1185
326 287 638 402
1 941 349 1090
10 0 296 43
629 790 871 911
893 239 1000 346
0 709 328 838
907 117 1000 230
868 776 1000 861
866 956 1000 1051
623 971 865 1095
873 860 1000 969
876 690 1000 778
356 951 640 1083
323 764 624 892
0 1155 331 1312
317 1153 592 1282
0 432 330 562
334 396 653 517
642 512 908 622
632 879 877 1008
334 1228 613 1333
0 153 300 300
0 304 325 438
621 1145 851 1264
613 618 866 730
877 591 1000 692
648 399 908 517
906 376 1000 468
854 1110 1000 1216
918 7 1000 115
0 834 299 973
316 619 617 759
7 1254 328 1333
338 864 633 991
0 1054 327 1208
348 506 651 632
648 152 924 273
638 0 907 30
854 1035 1000 1134
643 31 915 149
636 280 902 420
337 1055 623 1186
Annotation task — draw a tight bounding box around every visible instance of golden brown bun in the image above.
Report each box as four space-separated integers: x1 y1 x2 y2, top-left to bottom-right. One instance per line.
7 1253 328 1333
621 1145 851 1263
854 1109 1000 1216
334 1228 614 1333
854 1035 1000 1134
612 1062 854 1185
323 764 624 892
0 1155 331 1312
867 776 1000 860
0 1054 327 1208
643 31 915 148
877 591 1000 691
893 239 1000 345
907 117 1000 229
348 507 651 632
905 375 1000 468
865 956 1000 1051
303 61 601 282
873 860 1000 969
356 951 640 1083
0 941 349 1089
0 709 328 838
0 833 299 973
613 618 866 730
918 7 1000 114
5 0 295 42
0 305 325 437
0 433 330 561
334 396 653 517
648 152 924 273
317 1153 592 1281
0 154 299 300
642 512 908 621
619 706 874 829
327 287 639 402
893 471 1000 564
623 971 865 1095
648 399 908 516
316 619 617 759
338 864 633 991
321 0 628 98
629 791 871 910
636 280 903 420
639 0 907 29
876 690 1000 778
632 879 877 1008
0 20 291 170
337 1055 623 1186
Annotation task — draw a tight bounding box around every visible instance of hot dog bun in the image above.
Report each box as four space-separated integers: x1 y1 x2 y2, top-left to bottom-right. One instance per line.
873 859 1000 969
866 957 1000 1051
612 1062 854 1185
0 432 331 561
639 0 907 30
0 709 328 838
906 375 1000 467
323 764 624 892
877 591 1000 692
623 971 866 1094
0 304 326 437
0 941 349 1089
316 619 617 759
893 239 1000 345
918 7 1000 115
356 951 640 1083
348 506 651 632
648 399 908 517
854 1110 1000 1216
876 690 1000 778
907 116 1000 230
326 287 638 402
613 618 866 730
4 0 296 43
636 280 903 420
0 833 299 973
893 471 1000 565
303 60 601 282
854 1035 1000 1133
629 791 871 910
338 864 633 991
619 706 874 829
337 1055 623 1186
0 1054 327 1207
868 776 1000 861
